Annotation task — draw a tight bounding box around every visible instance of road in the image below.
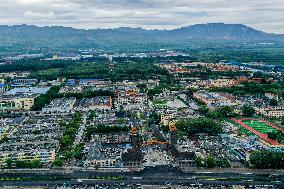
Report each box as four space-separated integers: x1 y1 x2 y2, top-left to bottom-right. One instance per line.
0 166 283 187
74 114 87 145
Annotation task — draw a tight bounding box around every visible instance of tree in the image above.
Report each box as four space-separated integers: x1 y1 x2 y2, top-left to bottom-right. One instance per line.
250 150 284 169
149 112 160 125
267 131 284 143
30 160 43 168
204 155 216 168
208 110 224 119
60 135 72 149
85 125 96 141
195 156 203 168
241 105 255 116
53 159 64 167
31 85 62 111
199 106 209 115
63 150 73 160
73 143 85 160
270 99 278 106
217 106 234 117
176 118 222 136
5 158 13 169
186 88 197 97
216 159 231 168
137 83 147 92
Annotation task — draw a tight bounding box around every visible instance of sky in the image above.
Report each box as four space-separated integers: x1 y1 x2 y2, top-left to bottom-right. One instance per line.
0 0 284 33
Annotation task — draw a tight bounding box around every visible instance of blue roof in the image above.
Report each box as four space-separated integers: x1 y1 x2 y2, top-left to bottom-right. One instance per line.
5 87 50 95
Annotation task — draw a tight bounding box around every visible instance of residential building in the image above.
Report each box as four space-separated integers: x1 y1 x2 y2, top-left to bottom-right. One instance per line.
193 91 237 108
0 94 36 111
121 149 143 168
76 96 112 111
117 91 148 105
255 106 284 118
92 132 131 144
209 79 235 88
42 98 76 113
0 149 56 165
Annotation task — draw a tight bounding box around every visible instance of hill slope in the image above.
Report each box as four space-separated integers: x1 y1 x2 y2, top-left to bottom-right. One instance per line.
0 23 283 50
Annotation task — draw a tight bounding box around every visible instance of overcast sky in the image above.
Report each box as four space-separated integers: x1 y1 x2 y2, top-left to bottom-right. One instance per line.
0 0 284 33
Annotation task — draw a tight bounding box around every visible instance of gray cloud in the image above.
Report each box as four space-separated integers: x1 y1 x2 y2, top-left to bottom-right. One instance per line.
0 0 283 33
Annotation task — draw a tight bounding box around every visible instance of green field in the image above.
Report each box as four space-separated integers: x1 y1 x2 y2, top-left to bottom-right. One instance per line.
242 120 278 134
225 118 253 136
153 99 167 108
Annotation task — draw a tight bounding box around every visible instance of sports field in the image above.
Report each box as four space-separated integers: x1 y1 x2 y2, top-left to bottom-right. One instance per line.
242 119 278 134
230 118 284 146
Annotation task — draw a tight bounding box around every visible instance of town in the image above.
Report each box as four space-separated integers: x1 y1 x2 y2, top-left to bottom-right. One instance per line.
0 51 283 188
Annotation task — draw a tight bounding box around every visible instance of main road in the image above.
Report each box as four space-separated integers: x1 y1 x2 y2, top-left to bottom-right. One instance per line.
0 166 283 187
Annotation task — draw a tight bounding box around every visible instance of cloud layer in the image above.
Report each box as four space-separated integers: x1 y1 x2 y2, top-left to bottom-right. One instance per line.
0 0 284 33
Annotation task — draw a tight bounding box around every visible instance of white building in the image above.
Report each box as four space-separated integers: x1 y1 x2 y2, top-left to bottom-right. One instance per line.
255 106 284 118
42 98 76 113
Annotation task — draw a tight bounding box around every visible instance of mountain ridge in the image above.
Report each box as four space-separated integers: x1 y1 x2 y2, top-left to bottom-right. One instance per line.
0 23 283 50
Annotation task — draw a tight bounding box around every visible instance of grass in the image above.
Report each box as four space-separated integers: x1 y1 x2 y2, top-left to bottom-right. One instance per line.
242 120 278 134
153 99 167 108
225 118 253 136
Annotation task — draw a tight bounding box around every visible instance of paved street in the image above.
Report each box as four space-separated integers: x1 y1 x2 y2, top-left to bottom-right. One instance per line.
74 114 87 145
0 166 283 187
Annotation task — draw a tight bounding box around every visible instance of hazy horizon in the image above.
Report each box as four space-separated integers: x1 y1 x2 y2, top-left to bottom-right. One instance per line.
0 0 284 34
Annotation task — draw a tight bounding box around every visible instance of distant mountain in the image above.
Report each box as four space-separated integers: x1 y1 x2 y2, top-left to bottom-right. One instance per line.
0 23 283 51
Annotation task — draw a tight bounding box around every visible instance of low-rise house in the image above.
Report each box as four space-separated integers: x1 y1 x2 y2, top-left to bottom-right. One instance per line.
0 94 36 111
255 106 284 118
11 79 38 87
42 98 76 113
209 79 235 88
0 149 56 165
76 96 112 111
117 91 148 110
175 151 196 167
193 91 237 108
85 142 131 168
121 149 143 168
59 86 83 94
92 132 131 144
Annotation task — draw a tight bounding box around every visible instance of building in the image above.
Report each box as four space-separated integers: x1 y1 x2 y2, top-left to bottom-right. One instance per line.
255 106 284 118
0 149 56 165
92 132 130 144
42 98 76 113
170 122 177 146
11 79 38 87
4 87 50 96
209 79 235 88
59 86 83 94
0 84 6 94
160 113 177 126
131 127 140 148
117 91 148 107
85 142 131 168
121 149 143 168
193 91 237 108
76 96 112 112
175 151 196 167
0 94 36 111
265 93 279 100
0 79 5 94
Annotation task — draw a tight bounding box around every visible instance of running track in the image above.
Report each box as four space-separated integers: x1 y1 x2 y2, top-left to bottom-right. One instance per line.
230 118 280 146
